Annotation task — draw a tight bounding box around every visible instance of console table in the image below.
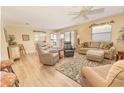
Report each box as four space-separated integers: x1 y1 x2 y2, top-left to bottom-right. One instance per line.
8 45 20 60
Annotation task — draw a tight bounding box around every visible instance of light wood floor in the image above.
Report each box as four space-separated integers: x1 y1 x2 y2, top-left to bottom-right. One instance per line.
12 53 81 87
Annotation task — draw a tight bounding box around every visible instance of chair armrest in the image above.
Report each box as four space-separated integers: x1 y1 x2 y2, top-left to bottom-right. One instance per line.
81 67 107 87
109 46 116 55
0 60 14 70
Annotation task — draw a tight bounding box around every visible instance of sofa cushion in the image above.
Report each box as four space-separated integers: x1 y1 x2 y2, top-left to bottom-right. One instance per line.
99 43 104 49
49 49 58 53
90 42 100 48
52 53 58 58
100 42 113 49
83 42 91 48
80 47 90 51
92 65 112 79
105 60 124 86
81 66 108 87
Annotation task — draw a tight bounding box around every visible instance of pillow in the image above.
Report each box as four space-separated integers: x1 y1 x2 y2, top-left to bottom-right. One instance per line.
90 42 100 48
41 47 48 50
106 42 113 49
105 60 124 86
99 43 104 49
83 42 89 48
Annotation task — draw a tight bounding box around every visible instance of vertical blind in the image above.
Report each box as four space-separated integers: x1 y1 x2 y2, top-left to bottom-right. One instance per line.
91 24 112 41
64 31 75 46
50 33 60 48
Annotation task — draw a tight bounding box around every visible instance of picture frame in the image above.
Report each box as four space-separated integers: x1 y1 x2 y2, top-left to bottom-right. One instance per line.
22 34 30 41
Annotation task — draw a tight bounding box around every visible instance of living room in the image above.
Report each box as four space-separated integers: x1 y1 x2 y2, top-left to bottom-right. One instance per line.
0 6 124 87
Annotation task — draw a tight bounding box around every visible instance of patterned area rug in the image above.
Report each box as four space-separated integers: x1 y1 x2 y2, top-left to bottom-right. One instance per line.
55 53 111 84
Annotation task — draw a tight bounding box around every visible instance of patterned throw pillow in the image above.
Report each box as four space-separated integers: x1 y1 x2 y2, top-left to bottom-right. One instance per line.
99 43 104 49
105 42 113 49
83 42 88 47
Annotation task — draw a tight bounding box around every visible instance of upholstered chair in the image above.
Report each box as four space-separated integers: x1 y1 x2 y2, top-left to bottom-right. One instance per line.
81 60 124 87
36 43 59 66
0 60 19 87
64 42 74 57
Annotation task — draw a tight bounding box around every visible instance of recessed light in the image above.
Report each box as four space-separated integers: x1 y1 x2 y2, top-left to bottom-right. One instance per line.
25 22 30 25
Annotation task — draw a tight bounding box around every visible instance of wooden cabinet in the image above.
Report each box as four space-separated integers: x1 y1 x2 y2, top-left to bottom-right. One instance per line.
8 45 20 60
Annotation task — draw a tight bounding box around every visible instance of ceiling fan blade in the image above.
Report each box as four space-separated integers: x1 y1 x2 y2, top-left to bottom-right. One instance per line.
72 10 84 20
88 8 104 15
68 12 80 15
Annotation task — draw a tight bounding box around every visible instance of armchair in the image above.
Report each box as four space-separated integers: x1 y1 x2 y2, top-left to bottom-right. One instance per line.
64 42 74 57
81 60 124 87
36 43 59 66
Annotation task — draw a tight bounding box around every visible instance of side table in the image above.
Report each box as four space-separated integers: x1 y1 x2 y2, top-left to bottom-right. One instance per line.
116 51 124 61
58 49 64 59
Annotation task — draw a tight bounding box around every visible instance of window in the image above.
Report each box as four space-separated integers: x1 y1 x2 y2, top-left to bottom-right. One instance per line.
34 32 46 42
91 24 112 41
50 33 60 48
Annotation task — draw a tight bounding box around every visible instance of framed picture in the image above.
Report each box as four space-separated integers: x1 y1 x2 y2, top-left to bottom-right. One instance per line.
22 34 30 41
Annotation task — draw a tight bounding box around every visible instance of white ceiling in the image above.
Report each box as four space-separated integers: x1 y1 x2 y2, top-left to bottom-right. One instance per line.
2 6 124 30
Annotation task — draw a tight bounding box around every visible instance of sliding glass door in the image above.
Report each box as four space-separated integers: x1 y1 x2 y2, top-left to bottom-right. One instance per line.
64 31 75 47
50 33 60 48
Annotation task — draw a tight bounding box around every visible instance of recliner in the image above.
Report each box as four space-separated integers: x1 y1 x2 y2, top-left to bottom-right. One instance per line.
64 42 74 57
36 42 59 66
81 60 124 87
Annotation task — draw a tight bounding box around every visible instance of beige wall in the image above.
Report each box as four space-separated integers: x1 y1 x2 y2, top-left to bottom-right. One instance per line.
0 8 9 60
6 25 51 53
58 13 124 51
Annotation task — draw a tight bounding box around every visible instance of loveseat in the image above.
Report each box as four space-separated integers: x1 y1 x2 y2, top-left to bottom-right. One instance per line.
79 41 116 59
81 60 124 87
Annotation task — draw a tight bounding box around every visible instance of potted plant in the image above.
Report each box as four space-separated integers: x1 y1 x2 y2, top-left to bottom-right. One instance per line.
8 35 17 45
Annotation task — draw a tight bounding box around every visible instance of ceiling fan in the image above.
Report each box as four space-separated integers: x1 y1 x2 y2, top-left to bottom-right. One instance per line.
68 6 104 20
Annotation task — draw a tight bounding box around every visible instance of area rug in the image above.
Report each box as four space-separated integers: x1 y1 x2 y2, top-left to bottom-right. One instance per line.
55 53 111 84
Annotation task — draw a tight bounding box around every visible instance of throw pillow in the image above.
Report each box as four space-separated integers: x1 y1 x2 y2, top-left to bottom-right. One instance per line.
83 42 88 47
99 43 104 49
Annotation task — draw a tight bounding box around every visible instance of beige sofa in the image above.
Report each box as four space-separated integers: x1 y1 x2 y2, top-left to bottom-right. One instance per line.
36 42 59 66
79 41 116 59
81 60 124 87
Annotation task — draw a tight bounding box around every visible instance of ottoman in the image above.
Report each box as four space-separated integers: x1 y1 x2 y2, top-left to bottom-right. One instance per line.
86 50 104 62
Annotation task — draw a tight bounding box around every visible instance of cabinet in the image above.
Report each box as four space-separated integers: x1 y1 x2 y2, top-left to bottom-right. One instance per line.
8 45 20 60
